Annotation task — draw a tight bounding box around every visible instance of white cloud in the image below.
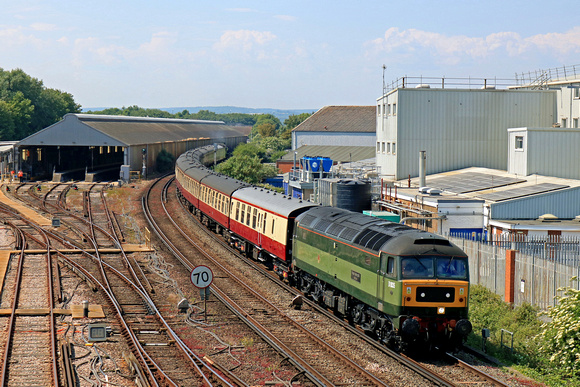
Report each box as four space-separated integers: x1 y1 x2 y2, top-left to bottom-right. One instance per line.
368 27 580 64
213 30 277 52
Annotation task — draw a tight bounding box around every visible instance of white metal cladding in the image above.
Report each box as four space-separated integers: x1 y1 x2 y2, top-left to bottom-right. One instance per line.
378 88 556 180
293 131 376 149
489 186 580 219
509 127 580 180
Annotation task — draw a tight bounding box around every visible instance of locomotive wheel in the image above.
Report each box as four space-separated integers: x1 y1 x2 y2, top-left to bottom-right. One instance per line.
352 304 365 325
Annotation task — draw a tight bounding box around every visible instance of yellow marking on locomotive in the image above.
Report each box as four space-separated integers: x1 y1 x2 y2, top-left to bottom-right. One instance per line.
401 279 468 308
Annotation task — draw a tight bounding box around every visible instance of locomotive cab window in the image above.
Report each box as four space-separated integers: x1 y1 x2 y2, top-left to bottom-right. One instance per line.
402 256 468 279
387 257 395 277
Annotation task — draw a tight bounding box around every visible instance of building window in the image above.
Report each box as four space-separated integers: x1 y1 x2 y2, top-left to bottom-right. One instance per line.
377 104 381 116
574 118 579 128
392 103 397 115
383 103 386 116
515 136 524 150
377 142 380 153
575 87 580 99
381 142 385 153
562 118 567 128
387 104 391 115
392 142 396 154
387 142 391 154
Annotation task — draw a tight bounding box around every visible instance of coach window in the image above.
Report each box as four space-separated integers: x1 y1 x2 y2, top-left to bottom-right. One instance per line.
263 213 268 233
246 207 252 226
241 204 246 222
271 219 276 235
235 202 240 221
252 208 257 229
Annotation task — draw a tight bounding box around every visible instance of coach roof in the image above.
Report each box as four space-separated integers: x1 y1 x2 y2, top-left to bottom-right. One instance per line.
233 186 317 218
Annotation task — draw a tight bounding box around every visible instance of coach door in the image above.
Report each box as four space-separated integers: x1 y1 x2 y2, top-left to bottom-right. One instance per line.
377 253 387 311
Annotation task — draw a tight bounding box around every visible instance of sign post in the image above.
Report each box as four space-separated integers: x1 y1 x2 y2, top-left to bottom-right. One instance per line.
190 265 213 322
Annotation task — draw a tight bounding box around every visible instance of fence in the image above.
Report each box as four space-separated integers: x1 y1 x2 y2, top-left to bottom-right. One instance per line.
447 234 580 310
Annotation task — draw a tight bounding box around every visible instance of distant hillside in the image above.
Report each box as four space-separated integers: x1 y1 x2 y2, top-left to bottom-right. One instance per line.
83 106 316 122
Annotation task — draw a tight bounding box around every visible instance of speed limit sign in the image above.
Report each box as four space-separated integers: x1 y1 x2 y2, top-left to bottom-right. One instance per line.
190 265 213 289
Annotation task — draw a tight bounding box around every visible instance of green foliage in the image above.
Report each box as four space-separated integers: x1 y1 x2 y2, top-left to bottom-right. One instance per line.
257 122 277 137
156 149 175 172
0 68 81 140
536 279 580 376
215 154 277 184
468 285 542 367
284 112 311 129
232 143 266 160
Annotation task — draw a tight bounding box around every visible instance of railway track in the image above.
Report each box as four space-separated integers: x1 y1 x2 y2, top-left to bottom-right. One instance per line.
3 181 235 386
0 206 58 386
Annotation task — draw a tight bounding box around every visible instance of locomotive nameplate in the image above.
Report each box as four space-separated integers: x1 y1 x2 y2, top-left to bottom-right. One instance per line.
351 270 361 283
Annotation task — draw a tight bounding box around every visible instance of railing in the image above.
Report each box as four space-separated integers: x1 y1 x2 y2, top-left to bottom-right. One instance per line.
514 64 580 87
382 76 516 94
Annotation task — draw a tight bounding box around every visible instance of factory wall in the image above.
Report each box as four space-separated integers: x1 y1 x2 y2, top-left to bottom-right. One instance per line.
377 88 556 180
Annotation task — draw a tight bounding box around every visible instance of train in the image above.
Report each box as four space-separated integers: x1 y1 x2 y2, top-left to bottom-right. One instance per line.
175 144 472 351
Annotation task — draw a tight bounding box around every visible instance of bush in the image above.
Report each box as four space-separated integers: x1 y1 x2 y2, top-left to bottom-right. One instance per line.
536 279 580 376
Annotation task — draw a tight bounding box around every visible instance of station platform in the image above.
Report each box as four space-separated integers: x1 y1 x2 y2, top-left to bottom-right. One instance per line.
0 186 52 227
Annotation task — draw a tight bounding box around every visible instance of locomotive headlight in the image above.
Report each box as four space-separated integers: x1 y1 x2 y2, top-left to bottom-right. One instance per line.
437 307 445 314
446 293 451 298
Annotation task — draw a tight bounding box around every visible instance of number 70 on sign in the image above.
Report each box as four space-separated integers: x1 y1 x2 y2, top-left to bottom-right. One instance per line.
190 265 213 289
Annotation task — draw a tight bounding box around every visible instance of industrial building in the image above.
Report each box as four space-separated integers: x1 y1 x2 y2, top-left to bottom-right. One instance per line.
377 166 580 239
14 114 248 182
376 80 554 180
292 106 376 150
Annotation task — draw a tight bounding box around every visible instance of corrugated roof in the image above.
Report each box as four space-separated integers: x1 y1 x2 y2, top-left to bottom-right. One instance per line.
75 114 249 145
292 106 375 133
280 145 376 163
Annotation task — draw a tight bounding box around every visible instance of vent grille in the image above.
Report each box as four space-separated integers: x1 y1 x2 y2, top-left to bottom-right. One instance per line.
300 214 317 227
313 220 332 233
327 224 345 237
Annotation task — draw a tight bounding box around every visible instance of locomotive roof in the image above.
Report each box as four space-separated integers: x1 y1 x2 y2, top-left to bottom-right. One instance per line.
233 187 318 218
296 206 466 257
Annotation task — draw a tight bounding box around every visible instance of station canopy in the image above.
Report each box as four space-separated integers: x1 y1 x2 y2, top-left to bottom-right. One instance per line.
17 113 247 147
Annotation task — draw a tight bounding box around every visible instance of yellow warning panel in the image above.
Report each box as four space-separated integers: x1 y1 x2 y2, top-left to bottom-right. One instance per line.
0 250 10 296
0 188 52 227
70 304 105 319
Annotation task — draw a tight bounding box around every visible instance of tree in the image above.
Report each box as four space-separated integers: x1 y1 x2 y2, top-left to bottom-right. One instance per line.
257 122 277 137
284 112 311 130
215 154 276 184
156 149 175 172
0 68 81 139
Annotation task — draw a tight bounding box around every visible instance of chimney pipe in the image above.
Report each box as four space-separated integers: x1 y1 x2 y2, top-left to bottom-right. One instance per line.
419 151 426 188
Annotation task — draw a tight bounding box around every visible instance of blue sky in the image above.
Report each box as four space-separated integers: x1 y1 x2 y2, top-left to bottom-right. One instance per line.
2 1 580 110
